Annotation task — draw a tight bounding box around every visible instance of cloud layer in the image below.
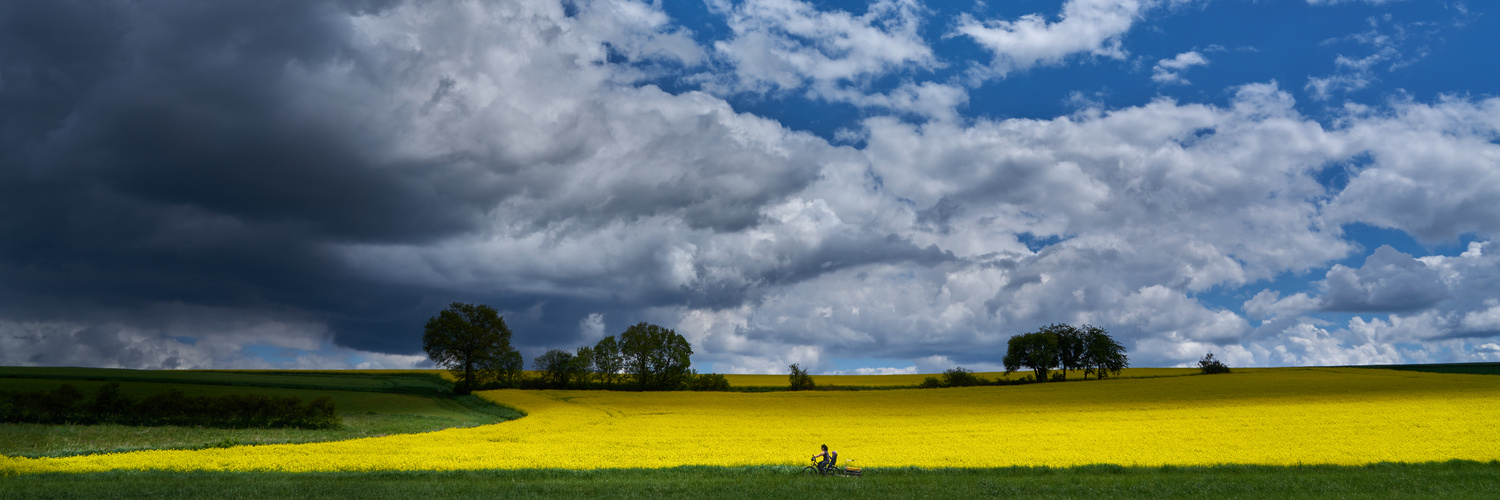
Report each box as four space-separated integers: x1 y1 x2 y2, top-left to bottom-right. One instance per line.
1 0 1496 372
956 0 1145 77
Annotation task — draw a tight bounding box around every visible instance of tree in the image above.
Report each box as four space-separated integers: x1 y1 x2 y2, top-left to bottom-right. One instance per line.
497 350 524 388
592 335 624 387
573 345 597 386
1198 352 1231 374
1003 330 1060 382
534 348 577 388
618 322 694 390
941 367 984 387
688 372 731 391
1081 324 1128 380
422 302 517 394
788 363 816 391
1048 323 1086 381
87 382 133 422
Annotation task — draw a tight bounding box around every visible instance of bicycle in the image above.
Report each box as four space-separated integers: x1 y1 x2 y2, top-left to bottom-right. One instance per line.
802 456 862 477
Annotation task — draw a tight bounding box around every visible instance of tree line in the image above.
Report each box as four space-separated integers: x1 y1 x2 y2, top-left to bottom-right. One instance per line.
0 382 340 429
892 323 1131 389
531 322 730 391
423 302 730 393
918 324 1237 387
1002 323 1129 382
425 303 1160 393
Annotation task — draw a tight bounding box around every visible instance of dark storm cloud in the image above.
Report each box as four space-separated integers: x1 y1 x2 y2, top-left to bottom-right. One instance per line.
0 0 865 363
0 0 474 356
9 0 487 244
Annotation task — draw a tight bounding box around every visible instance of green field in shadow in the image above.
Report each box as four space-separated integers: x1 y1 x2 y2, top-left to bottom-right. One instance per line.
1355 362 1500 376
0 367 451 394
0 368 520 458
4 462 1498 499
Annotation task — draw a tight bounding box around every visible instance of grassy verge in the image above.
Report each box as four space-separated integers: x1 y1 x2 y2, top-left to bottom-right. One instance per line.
2 462 1497 499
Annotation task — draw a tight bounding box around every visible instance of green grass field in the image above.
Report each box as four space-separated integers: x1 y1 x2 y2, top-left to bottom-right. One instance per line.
0 368 520 458
3 462 1498 499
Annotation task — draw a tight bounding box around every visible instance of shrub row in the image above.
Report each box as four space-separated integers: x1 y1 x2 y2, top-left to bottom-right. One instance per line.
0 383 340 429
917 367 1043 388
1199 353 1232 374
463 371 733 392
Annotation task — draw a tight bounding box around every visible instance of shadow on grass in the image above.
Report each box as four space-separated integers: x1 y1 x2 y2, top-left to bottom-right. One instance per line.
4 460 1498 499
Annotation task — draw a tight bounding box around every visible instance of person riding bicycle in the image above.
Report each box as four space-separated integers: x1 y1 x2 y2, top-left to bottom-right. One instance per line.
811 444 838 473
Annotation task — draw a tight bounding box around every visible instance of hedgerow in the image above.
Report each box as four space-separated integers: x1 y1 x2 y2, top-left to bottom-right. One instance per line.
0 383 340 429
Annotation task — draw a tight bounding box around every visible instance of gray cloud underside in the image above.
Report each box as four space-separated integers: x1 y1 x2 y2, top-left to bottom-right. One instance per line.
2 0 1498 371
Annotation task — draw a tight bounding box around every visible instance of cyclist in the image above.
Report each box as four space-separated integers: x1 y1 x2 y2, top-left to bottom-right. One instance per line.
811 444 838 473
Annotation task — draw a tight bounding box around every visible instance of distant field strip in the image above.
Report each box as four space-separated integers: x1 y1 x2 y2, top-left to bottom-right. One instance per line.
721 368 1197 387
0 367 452 394
3 368 1497 473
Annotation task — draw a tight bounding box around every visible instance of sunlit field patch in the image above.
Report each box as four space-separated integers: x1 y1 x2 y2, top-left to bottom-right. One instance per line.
3 367 1497 473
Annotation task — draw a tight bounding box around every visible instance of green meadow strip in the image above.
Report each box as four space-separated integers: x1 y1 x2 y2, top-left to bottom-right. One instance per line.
0 367 452 395
3 462 1498 499
1353 362 1500 376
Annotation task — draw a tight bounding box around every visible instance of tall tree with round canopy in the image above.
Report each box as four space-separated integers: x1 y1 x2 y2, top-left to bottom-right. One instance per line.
422 302 516 393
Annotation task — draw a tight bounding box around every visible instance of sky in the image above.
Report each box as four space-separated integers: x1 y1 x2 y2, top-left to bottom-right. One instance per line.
1 0 1498 374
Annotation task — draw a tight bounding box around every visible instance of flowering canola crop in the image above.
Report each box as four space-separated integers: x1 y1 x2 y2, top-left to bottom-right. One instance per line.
3 367 1497 473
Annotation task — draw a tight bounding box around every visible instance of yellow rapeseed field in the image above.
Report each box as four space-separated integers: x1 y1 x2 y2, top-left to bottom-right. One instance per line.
3 367 1497 473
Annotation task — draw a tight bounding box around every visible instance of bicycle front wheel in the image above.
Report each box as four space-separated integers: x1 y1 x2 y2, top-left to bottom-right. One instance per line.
802 466 819 476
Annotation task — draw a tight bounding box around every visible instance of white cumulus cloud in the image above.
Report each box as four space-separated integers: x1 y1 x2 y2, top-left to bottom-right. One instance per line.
708 0 943 114
956 0 1147 77
1151 51 1208 84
